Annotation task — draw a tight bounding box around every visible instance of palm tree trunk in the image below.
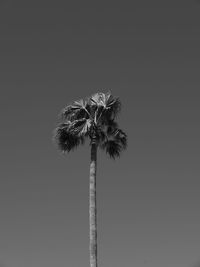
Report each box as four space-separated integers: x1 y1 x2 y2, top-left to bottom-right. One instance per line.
89 140 97 267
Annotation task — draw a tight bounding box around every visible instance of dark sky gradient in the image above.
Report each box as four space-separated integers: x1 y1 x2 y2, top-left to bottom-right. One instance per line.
0 1 200 267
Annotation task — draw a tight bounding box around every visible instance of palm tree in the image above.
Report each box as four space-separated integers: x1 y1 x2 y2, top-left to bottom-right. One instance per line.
53 92 127 267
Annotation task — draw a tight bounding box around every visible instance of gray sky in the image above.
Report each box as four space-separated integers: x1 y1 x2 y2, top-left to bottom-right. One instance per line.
0 1 200 267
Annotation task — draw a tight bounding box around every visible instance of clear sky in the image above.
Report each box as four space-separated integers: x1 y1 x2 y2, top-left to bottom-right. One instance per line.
0 1 200 267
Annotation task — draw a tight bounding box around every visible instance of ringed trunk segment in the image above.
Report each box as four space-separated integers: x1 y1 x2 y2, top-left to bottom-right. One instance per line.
89 141 97 267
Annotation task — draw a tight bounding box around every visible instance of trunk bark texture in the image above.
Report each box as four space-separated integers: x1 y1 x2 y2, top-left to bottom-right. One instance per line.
89 141 97 267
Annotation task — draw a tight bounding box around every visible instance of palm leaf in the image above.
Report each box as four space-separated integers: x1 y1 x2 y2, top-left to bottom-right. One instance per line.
61 99 90 121
70 118 92 137
99 126 127 159
104 94 121 120
113 129 127 149
89 92 121 126
90 92 106 107
105 119 119 135
53 124 84 152
101 140 121 159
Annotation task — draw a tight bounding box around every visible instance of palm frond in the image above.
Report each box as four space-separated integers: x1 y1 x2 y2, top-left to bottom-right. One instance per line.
53 124 84 153
104 94 121 120
89 92 121 127
101 140 122 159
105 119 119 135
113 129 127 150
61 98 90 121
70 118 92 137
90 92 107 107
99 126 127 159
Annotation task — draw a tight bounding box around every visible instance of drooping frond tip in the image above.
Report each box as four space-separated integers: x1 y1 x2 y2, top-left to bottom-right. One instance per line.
53 124 84 153
100 128 127 159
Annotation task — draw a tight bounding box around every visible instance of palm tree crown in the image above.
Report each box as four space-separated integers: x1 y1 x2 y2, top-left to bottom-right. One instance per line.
53 92 127 158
